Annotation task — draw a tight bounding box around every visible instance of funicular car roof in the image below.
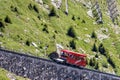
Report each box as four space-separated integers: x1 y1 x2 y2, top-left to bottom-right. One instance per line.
61 49 87 57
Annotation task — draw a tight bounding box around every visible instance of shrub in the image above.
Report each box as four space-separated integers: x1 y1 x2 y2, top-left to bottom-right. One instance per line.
81 19 86 23
69 39 76 49
95 53 99 58
102 61 108 68
92 43 98 52
42 24 49 33
94 61 99 69
26 39 31 46
67 26 77 38
98 43 106 55
33 5 39 13
0 21 5 28
89 57 96 66
11 6 18 12
49 7 57 17
37 15 41 20
28 3 33 10
91 31 97 39
11 6 20 14
107 56 116 68
4 15 12 24
72 15 75 21
77 17 80 20
48 51 59 59
53 34 56 39
54 30 58 34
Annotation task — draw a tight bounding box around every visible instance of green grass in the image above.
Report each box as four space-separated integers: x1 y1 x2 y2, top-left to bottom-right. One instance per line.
0 68 29 80
0 0 120 78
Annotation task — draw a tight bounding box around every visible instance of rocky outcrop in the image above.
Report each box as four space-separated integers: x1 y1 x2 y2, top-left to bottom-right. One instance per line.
51 0 62 9
35 0 43 5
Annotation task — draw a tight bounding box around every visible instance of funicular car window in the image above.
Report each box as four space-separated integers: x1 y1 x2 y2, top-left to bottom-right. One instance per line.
75 56 80 60
62 52 68 57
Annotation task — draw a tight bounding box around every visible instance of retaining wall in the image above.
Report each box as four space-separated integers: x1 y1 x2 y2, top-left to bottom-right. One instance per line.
0 49 120 80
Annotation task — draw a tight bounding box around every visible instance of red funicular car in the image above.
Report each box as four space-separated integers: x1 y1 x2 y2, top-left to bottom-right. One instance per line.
54 49 87 67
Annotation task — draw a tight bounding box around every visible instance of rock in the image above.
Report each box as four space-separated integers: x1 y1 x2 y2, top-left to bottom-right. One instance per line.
87 9 93 18
32 42 38 47
84 38 90 43
35 0 43 5
96 28 109 41
7 73 16 80
51 0 62 9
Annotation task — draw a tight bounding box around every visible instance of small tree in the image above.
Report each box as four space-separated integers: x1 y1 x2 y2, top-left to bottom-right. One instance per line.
33 5 39 13
4 15 12 24
91 31 97 39
26 39 31 46
28 3 33 10
67 26 77 38
82 19 86 23
42 24 49 33
49 7 57 17
94 61 99 70
107 56 116 68
92 43 98 52
0 21 5 28
37 15 41 20
89 57 96 66
69 39 76 49
72 15 75 21
99 43 106 55
95 53 99 58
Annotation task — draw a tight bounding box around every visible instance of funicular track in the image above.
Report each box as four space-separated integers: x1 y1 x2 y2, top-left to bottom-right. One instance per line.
0 48 120 80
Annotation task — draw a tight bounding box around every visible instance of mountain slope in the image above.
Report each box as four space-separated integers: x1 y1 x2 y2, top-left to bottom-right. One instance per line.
0 0 120 79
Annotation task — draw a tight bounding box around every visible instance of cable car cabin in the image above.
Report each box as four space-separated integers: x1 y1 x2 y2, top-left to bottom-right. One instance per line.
59 50 87 67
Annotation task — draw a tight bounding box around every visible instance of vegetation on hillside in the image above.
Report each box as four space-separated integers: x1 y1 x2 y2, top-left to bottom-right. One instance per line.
0 0 120 79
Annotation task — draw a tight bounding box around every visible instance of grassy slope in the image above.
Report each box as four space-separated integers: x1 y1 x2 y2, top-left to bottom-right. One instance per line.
0 68 29 80
0 0 120 79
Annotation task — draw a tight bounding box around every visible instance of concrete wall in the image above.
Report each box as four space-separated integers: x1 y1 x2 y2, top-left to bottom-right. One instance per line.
0 49 120 80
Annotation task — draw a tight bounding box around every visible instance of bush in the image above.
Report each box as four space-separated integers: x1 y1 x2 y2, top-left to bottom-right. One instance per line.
81 19 86 23
4 15 12 24
11 6 18 12
26 39 31 46
37 15 41 20
67 26 77 38
89 57 96 66
94 61 99 69
0 21 5 28
107 56 116 68
33 5 39 13
48 51 59 59
28 3 33 10
92 43 98 52
72 15 75 21
98 43 106 55
53 34 56 39
95 53 99 58
69 39 76 49
77 17 80 20
102 61 108 68
49 7 57 17
91 31 97 39
42 24 49 33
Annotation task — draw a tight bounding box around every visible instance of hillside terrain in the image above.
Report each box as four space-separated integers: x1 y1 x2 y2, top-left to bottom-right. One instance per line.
0 0 120 79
